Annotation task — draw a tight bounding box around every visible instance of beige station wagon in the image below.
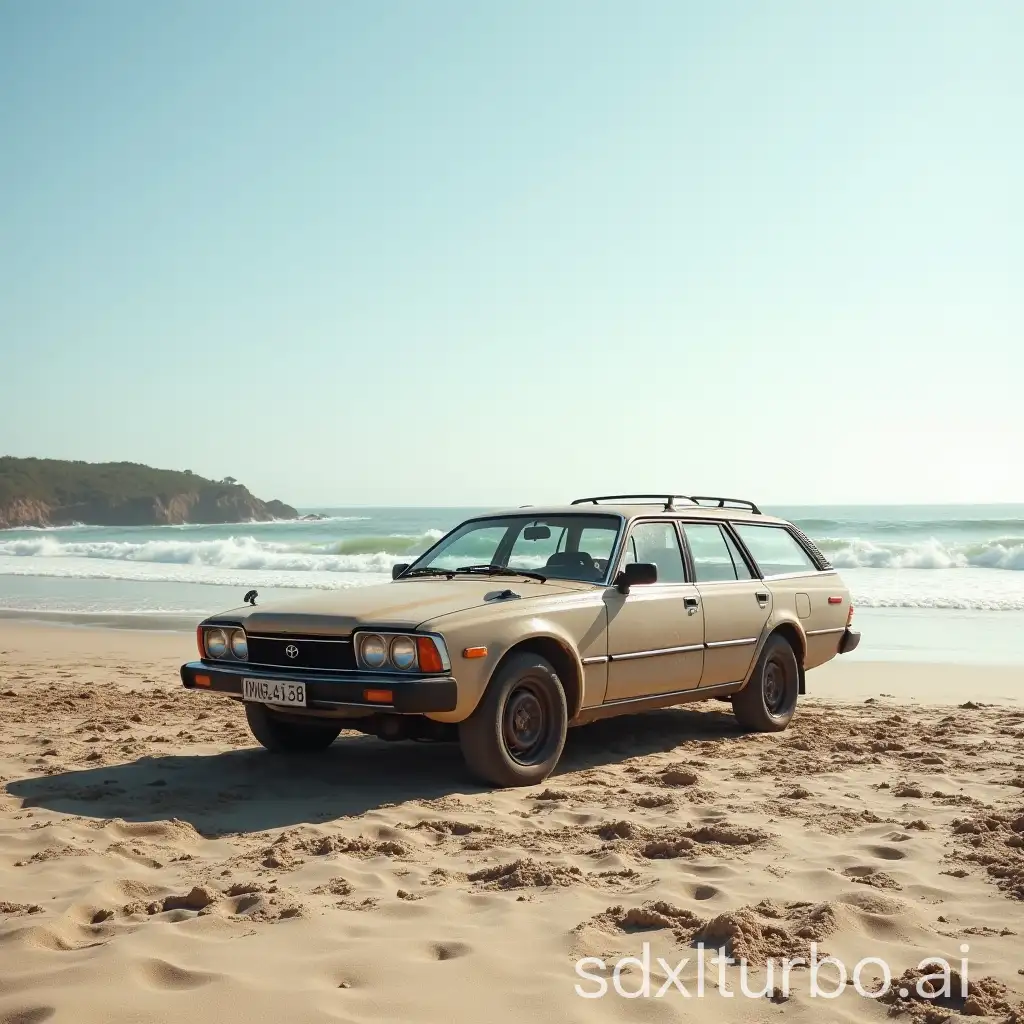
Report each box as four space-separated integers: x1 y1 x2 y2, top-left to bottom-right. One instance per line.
181 495 860 786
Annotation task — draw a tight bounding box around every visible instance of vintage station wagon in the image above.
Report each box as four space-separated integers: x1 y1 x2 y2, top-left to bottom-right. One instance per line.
181 495 860 786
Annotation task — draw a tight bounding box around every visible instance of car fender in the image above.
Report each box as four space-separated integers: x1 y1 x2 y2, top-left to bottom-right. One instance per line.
418 612 590 723
741 611 808 693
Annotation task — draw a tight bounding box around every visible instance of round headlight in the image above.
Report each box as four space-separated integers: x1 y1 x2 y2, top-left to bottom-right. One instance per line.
390 636 417 671
229 629 248 660
360 634 388 669
205 627 228 659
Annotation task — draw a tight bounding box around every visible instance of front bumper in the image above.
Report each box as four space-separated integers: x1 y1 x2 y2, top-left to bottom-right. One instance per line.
180 661 458 714
838 629 861 654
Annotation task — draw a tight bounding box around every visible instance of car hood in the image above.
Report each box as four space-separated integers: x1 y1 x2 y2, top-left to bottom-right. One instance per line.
211 578 586 636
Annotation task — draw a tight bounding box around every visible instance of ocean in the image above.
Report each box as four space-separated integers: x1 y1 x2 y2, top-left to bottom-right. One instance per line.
1 505 1022 665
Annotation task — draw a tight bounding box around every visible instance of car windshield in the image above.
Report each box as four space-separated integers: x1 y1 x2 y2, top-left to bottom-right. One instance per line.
407 514 622 584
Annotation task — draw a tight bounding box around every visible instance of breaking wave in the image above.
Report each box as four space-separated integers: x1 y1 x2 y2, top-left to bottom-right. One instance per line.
0 531 444 574
820 536 1024 571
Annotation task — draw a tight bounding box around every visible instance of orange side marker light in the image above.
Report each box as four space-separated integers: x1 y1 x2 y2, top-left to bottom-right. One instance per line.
463 646 488 659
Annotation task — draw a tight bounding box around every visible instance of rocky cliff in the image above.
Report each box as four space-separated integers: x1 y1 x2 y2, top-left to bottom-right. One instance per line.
0 458 299 528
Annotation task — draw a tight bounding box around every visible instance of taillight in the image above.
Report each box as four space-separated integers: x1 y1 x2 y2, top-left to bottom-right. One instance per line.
847 604 855 627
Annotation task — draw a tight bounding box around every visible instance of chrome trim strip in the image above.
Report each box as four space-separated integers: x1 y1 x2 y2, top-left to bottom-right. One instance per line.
310 698 393 710
247 634 352 644
705 637 757 649
581 655 609 665
610 644 704 662
600 679 741 708
806 626 846 636
759 570 838 582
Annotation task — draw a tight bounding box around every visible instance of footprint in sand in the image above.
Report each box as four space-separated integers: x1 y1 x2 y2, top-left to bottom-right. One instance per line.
429 941 472 961
866 844 909 861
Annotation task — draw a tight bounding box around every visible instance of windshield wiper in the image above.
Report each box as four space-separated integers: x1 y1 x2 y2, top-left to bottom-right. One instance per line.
454 564 548 582
399 567 456 579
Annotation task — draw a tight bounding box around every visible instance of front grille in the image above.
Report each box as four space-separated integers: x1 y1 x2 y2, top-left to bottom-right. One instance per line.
245 634 357 672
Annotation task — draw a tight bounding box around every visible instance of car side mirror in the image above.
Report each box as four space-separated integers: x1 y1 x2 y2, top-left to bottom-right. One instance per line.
392 563 410 580
615 562 658 593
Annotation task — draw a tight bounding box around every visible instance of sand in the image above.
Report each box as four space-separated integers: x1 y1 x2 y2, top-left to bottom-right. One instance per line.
2 621 1023 1023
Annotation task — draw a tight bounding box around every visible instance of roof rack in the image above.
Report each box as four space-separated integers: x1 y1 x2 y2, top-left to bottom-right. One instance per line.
570 493 761 514
571 494 696 511
688 496 761 514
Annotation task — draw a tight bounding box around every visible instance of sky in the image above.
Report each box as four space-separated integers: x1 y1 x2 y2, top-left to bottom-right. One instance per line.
1 1 1021 507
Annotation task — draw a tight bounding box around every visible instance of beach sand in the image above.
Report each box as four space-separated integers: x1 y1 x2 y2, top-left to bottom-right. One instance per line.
2 621 1023 1023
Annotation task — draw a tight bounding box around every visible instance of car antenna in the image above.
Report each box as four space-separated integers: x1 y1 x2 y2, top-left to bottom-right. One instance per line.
243 589 258 606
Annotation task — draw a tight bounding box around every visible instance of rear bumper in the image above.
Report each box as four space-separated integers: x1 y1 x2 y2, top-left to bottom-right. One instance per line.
838 629 861 654
180 661 458 714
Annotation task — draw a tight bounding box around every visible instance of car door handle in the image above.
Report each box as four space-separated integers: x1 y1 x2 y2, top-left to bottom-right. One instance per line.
755 591 769 605
684 597 699 615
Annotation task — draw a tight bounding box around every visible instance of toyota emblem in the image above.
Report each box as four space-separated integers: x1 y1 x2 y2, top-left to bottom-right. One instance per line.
285 644 299 659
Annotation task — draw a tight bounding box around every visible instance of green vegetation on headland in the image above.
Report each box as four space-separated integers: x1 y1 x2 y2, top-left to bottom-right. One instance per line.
0 457 298 528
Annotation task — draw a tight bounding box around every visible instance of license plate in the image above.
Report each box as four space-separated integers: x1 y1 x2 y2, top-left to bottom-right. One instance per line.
242 678 307 707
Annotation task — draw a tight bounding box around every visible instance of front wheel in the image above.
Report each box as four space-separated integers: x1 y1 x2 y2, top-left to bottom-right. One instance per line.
245 702 342 752
458 652 568 787
731 634 800 732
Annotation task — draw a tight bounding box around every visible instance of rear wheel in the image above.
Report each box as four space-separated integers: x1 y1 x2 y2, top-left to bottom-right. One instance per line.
245 702 342 752
458 652 567 787
731 634 799 732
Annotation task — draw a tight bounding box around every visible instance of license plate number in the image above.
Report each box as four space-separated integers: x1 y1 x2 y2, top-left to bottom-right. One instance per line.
242 678 307 707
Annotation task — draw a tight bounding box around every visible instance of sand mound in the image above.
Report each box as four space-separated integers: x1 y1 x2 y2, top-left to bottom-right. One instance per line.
881 967 1024 1021
411 819 483 837
581 901 705 937
659 767 700 787
576 898 839 966
594 820 647 841
151 885 221 914
101 818 200 844
467 858 584 890
843 866 903 890
951 807 1024 900
0 902 43 916
634 793 675 809
639 822 771 859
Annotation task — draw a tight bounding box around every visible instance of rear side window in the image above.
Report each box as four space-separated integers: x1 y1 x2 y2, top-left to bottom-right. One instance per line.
682 523 752 581
733 524 818 576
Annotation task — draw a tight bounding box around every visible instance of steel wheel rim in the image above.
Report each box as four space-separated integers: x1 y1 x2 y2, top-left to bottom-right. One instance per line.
502 681 550 764
763 657 789 715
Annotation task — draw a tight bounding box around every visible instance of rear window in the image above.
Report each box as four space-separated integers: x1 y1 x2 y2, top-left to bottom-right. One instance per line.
733 524 818 576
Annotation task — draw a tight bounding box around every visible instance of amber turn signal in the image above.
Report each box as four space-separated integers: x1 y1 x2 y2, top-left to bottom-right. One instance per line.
416 636 444 673
363 688 393 704
194 674 211 688
463 646 488 659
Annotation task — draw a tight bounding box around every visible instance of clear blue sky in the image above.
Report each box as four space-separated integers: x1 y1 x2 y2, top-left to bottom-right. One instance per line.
1 1 1021 506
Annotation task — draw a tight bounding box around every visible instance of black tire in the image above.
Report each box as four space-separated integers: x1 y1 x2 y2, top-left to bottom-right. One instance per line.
458 652 568 787
731 634 800 732
245 703 342 752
